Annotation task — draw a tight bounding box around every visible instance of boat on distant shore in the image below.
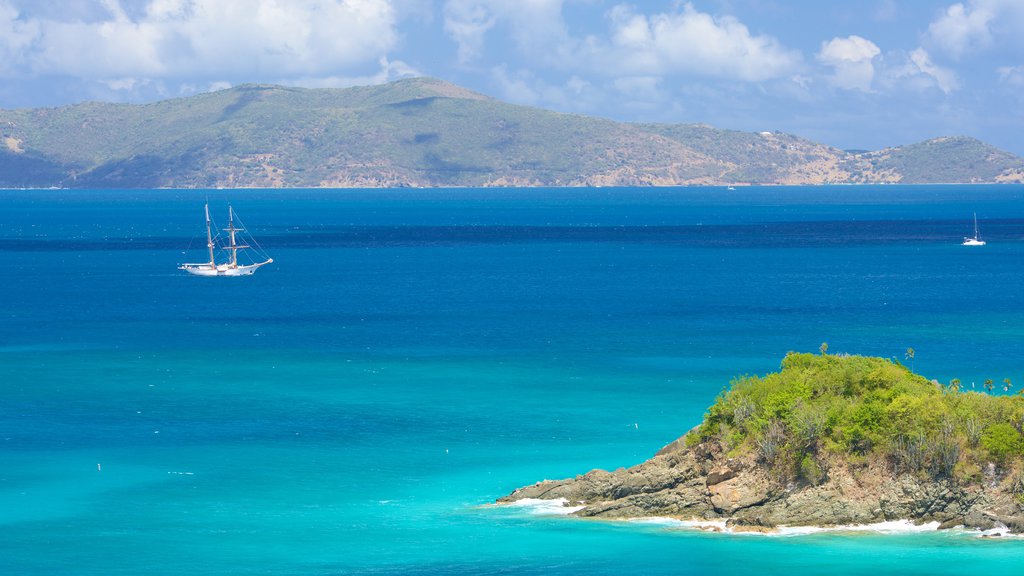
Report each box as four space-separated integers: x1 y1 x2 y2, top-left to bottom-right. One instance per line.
179 203 273 276
962 213 985 246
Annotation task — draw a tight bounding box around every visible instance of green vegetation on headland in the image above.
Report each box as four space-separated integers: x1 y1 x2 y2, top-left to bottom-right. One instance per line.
501 351 1024 533
2 78 1022 188
691 351 1024 485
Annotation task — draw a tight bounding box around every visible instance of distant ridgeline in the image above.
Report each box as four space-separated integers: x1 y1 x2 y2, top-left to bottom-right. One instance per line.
2 78 1023 188
501 352 1024 533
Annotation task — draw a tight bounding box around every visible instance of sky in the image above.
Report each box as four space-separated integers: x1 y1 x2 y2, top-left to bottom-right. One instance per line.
1 0 1023 155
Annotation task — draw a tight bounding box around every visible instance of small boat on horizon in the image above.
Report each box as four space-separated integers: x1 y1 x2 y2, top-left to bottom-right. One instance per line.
179 203 273 276
962 213 986 246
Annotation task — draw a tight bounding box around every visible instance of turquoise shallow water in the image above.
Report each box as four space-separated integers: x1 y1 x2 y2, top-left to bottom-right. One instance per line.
2 186 1024 574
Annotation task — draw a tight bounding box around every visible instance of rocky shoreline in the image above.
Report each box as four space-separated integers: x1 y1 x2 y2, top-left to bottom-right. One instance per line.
498 434 1024 534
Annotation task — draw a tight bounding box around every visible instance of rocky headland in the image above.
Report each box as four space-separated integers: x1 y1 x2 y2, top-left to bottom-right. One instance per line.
499 352 1024 534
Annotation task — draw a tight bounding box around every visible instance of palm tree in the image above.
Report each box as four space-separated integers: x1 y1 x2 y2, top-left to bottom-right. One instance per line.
820 342 829 356
905 348 915 372
984 379 994 393
1004 378 1013 393
950 378 961 393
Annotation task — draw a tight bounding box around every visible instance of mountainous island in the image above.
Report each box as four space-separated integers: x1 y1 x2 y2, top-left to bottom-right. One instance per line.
500 352 1024 534
2 78 1023 189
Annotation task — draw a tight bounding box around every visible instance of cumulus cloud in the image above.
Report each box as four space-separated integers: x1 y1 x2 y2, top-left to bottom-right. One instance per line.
925 0 1024 59
443 0 497 64
597 3 802 82
443 1 799 83
445 1 803 124
489 65 600 111
443 0 572 67
817 35 880 91
0 0 400 87
908 48 959 93
0 2 39 75
926 2 995 58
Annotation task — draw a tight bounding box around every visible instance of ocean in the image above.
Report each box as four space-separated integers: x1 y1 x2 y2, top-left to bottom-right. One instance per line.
1 185 1023 575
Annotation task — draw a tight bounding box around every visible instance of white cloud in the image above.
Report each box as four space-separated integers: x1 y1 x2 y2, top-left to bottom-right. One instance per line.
818 35 880 92
444 1 799 83
613 75 663 100
925 0 1024 59
886 0 1024 95
595 3 802 82
488 66 606 114
103 77 151 92
443 0 497 64
873 48 962 96
0 2 40 75
926 2 995 58
177 80 232 96
997 65 1024 86
791 75 813 90
908 48 959 93
443 0 572 67
0 0 400 87
282 56 420 89
489 65 541 105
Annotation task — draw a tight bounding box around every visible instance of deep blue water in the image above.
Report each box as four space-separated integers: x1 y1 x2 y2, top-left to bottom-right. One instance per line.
2 185 1023 574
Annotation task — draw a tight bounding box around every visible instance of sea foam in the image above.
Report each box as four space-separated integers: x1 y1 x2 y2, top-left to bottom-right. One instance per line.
772 520 941 536
503 507 1015 539
501 498 585 515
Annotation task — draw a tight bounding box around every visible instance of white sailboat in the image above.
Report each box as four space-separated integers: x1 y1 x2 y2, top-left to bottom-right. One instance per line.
179 203 273 276
962 213 986 246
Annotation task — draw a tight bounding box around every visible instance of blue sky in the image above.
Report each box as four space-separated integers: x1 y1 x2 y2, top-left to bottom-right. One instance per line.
1 0 1023 154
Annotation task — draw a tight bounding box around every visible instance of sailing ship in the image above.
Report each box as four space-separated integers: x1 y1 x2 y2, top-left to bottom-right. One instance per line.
179 203 273 276
962 213 986 246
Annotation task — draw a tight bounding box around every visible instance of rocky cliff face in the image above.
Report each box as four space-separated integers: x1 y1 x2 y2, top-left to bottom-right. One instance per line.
499 435 1024 533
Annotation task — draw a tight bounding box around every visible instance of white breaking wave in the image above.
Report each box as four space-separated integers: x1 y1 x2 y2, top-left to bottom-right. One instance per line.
773 520 942 536
633 517 943 536
628 517 729 532
495 501 1020 539
500 498 585 515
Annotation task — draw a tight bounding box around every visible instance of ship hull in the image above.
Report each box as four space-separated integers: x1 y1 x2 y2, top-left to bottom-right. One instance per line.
179 260 271 276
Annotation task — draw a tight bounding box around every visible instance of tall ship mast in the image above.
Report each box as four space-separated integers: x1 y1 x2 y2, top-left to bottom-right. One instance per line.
179 203 273 276
962 213 986 246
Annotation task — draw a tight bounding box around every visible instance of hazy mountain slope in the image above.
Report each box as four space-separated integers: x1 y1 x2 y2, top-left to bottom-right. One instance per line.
1 78 1021 188
646 124 850 184
845 137 1024 184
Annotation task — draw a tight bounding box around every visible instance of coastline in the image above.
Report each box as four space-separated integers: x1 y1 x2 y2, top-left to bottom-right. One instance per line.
2 181 1022 191
497 354 1024 537
495 498 1018 538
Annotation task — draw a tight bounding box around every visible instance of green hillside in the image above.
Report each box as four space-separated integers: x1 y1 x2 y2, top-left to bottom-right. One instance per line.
502 351 1024 532
693 351 1024 483
847 137 1024 184
1 77 1022 188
